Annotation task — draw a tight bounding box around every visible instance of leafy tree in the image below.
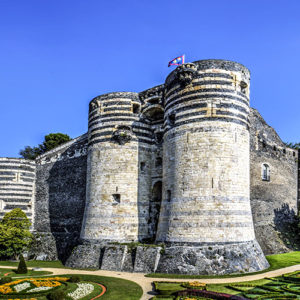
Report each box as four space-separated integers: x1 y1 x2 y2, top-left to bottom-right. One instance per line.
0 208 33 259
284 142 300 149
19 133 71 160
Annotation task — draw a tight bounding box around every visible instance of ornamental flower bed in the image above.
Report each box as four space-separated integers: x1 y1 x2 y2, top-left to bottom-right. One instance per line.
68 283 94 300
0 277 69 296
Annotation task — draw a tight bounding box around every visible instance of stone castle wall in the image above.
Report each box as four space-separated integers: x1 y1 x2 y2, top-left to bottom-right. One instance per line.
249 108 299 254
0 59 298 270
0 158 35 226
157 60 255 245
33 134 88 261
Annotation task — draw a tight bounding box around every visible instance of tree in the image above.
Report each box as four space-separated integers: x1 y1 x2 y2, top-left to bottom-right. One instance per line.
19 133 71 160
16 253 28 274
284 142 300 149
0 208 33 259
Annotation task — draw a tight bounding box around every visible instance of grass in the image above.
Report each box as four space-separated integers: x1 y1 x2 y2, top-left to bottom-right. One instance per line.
146 251 300 279
153 277 296 299
76 274 143 300
0 260 65 268
0 267 52 277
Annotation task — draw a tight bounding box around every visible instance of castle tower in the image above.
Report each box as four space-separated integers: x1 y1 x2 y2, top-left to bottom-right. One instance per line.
81 92 143 242
156 59 269 274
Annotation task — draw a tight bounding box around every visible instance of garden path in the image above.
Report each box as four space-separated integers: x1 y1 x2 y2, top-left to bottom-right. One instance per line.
1 264 300 299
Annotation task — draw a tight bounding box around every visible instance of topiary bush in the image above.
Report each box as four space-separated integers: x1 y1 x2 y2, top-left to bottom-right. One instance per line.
15 254 28 274
0 277 12 284
47 289 66 300
68 275 81 283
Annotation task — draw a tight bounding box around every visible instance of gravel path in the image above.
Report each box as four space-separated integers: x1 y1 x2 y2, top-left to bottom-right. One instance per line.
1 264 300 299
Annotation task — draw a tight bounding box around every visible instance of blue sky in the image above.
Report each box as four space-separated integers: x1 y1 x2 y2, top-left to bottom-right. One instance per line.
0 0 299 157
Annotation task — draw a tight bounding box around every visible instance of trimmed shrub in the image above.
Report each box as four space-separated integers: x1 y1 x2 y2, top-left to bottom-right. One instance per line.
16 254 28 274
0 277 12 284
47 289 66 300
68 275 81 283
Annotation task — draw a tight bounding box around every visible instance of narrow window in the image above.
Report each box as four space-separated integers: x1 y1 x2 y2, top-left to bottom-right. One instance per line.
273 146 277 151
167 190 171 202
293 152 296 157
240 81 248 94
155 157 162 168
168 113 175 127
112 194 121 204
283 149 286 154
262 164 270 181
132 103 140 114
140 162 146 171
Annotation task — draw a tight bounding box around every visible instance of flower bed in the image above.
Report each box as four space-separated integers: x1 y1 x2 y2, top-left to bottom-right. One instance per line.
68 283 94 300
0 277 69 297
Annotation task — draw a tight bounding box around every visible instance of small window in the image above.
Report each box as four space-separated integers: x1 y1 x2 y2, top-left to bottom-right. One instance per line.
155 157 162 168
168 114 175 127
240 81 248 94
283 149 286 154
140 162 146 171
167 190 171 202
273 146 277 151
112 194 121 204
262 164 270 181
132 103 140 114
293 152 296 157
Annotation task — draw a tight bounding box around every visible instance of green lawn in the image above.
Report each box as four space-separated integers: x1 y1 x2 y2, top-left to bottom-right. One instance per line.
146 251 300 279
0 260 65 268
0 267 52 277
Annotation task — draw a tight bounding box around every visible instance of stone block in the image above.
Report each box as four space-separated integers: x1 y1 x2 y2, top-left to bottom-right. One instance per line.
65 244 101 269
134 246 161 273
100 245 127 271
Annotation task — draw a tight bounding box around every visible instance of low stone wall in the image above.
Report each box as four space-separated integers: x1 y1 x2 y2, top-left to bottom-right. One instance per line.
65 243 162 273
65 241 268 275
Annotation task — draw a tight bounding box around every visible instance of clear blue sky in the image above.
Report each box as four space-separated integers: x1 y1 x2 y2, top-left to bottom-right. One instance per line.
0 0 299 157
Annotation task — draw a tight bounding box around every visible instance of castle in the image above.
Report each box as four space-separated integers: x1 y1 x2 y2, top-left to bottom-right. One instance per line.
0 59 299 275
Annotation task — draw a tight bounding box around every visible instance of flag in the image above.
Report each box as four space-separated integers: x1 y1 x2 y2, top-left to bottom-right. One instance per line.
168 55 185 67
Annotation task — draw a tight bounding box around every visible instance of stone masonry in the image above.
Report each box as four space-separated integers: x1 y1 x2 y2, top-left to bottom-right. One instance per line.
0 59 298 274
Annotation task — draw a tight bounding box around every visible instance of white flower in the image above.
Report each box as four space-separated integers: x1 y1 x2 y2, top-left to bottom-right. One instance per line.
68 283 94 300
14 282 31 292
27 286 53 292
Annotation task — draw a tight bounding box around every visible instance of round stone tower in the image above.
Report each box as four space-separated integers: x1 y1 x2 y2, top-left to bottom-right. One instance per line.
156 59 269 274
81 92 142 243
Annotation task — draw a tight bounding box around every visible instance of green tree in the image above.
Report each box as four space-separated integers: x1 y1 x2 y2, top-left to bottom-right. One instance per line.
0 208 33 259
19 133 71 160
16 254 28 274
284 142 300 149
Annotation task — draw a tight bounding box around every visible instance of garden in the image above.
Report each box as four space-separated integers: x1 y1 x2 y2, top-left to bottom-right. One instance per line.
151 270 300 299
0 274 143 300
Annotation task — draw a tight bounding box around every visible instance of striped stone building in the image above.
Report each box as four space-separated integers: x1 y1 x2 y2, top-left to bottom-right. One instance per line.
0 59 299 274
